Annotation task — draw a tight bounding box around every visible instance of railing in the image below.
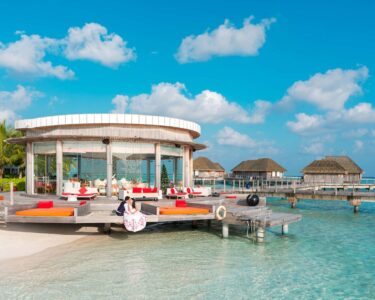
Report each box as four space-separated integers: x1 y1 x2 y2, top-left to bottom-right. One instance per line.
193 177 375 193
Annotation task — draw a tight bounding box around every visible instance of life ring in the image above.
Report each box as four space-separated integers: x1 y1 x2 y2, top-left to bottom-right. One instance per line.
215 205 227 220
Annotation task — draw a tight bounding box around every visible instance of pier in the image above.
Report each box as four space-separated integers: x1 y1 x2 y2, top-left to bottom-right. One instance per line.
0 193 302 242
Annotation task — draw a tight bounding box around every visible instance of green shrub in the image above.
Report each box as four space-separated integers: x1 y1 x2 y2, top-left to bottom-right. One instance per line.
0 177 26 192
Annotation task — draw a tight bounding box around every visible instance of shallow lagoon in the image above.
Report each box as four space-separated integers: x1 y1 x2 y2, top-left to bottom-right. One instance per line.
1 199 374 300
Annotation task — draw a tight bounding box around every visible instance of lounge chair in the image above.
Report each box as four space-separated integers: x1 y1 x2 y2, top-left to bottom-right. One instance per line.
183 187 202 198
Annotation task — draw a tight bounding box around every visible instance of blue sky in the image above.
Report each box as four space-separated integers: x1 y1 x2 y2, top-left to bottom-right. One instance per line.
0 0 375 175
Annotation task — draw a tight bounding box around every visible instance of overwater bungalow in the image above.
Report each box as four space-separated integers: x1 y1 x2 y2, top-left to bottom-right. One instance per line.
193 156 225 180
231 158 286 180
6 114 206 197
302 156 363 184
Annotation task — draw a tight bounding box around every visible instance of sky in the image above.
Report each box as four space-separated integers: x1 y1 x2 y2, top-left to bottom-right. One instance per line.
0 0 375 176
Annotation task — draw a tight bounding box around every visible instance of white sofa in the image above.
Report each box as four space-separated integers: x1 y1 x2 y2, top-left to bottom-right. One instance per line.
119 187 162 201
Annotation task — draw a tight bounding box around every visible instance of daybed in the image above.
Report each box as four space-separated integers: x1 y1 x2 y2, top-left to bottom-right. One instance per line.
119 187 162 201
182 187 203 197
5 200 90 223
62 182 98 199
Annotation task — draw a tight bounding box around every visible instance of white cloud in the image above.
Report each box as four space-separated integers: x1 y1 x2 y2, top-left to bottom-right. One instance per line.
111 94 128 113
249 100 272 124
344 103 375 123
65 23 135 67
287 113 324 134
0 33 74 79
176 16 275 63
124 82 250 124
0 85 42 122
217 126 258 148
279 67 368 111
342 128 369 138
354 140 364 152
302 142 324 155
216 126 277 154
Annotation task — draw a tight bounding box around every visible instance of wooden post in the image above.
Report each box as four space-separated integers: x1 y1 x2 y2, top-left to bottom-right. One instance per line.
222 223 229 238
288 196 297 209
349 196 361 213
282 224 288 235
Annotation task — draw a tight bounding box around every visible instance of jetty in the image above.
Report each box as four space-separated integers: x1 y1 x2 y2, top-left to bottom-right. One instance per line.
0 193 302 243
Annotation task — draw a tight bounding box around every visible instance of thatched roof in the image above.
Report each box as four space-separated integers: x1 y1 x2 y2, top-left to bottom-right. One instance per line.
232 158 286 172
303 156 363 174
193 157 225 171
325 156 363 174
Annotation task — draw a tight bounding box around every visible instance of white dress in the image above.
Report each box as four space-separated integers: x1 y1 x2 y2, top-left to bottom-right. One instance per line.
123 204 147 232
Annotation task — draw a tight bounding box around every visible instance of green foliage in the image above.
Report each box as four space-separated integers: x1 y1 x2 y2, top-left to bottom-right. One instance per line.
0 177 26 192
161 164 169 193
0 120 25 178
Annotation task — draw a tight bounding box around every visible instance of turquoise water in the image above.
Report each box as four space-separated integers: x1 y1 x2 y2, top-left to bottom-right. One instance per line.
1 199 375 299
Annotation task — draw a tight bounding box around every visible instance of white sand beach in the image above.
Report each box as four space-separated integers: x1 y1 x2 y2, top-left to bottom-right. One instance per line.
0 223 98 262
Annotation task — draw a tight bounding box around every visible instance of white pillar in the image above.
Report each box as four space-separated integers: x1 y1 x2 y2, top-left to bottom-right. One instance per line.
256 227 265 243
26 142 34 195
189 148 193 187
106 143 112 197
282 224 289 235
155 143 161 190
183 146 190 187
56 140 63 196
222 223 229 238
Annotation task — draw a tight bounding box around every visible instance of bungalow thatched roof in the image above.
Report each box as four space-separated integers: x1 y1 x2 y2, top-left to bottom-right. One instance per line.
232 158 286 173
302 156 363 174
193 157 225 171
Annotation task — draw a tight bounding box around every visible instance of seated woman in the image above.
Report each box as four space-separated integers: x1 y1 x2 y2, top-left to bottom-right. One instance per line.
123 198 147 232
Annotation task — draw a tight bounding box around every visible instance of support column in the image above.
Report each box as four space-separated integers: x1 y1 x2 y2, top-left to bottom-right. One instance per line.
106 143 112 197
155 143 161 191
288 196 297 208
56 140 63 196
26 142 34 195
189 148 193 188
222 223 229 238
256 227 265 243
282 224 289 235
183 146 190 187
349 196 361 213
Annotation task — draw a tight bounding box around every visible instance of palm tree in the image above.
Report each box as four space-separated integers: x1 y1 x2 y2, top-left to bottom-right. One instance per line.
0 120 25 178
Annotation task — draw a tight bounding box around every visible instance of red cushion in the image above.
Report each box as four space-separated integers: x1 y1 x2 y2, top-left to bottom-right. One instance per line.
177 192 187 195
79 201 87 206
143 188 152 193
79 187 87 194
133 187 142 193
170 188 176 194
37 201 53 209
176 200 187 207
187 187 192 193
226 195 237 199
151 187 157 193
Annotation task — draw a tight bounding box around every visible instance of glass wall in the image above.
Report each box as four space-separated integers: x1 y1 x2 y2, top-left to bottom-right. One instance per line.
33 142 56 194
161 144 183 187
112 142 156 188
63 141 107 187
